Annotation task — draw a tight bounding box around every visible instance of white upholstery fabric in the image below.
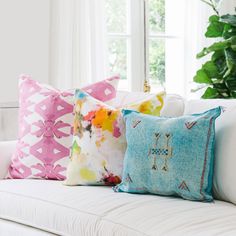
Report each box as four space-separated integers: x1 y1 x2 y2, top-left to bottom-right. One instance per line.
213 107 236 205
0 219 55 236
0 141 17 179
184 99 236 115
113 91 184 117
0 106 18 141
161 94 184 117
1 179 236 236
185 99 236 205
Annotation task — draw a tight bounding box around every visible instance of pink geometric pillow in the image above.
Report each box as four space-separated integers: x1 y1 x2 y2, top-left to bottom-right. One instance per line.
7 75 119 180
82 76 120 102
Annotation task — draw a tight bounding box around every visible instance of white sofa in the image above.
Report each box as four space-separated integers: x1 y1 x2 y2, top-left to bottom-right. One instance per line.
1 93 236 236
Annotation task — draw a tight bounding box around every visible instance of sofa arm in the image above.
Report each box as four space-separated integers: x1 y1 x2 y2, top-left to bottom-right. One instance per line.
0 141 17 179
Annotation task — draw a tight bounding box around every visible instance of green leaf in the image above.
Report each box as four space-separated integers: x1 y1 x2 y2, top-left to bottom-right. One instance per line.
222 25 236 39
194 70 212 84
231 36 236 51
226 47 236 62
220 14 236 27
230 91 236 98
202 61 219 78
226 78 236 90
211 51 227 75
224 48 236 78
211 50 224 61
197 40 231 58
205 15 225 38
209 15 219 22
201 87 219 99
212 82 228 90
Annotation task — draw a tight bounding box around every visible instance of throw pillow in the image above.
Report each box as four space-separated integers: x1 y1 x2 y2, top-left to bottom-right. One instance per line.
114 107 221 202
64 89 126 186
7 75 119 180
125 92 165 116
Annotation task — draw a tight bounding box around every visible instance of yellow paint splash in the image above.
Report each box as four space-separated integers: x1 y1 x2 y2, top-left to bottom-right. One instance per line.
131 93 165 116
92 108 118 133
80 168 96 181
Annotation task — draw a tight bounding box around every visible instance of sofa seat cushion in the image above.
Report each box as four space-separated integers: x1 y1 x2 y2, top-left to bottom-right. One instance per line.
0 180 236 236
0 219 55 236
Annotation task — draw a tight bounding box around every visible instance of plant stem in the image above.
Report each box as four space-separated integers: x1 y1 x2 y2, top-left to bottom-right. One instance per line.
209 0 220 15
201 0 214 8
201 0 219 15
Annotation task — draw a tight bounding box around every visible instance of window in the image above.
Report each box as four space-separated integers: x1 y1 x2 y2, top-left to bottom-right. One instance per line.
148 0 166 90
105 0 129 89
105 0 186 95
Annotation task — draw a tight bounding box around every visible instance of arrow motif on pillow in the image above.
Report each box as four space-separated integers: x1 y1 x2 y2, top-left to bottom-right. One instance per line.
125 174 133 183
148 133 172 171
178 181 190 192
185 121 197 129
132 120 141 128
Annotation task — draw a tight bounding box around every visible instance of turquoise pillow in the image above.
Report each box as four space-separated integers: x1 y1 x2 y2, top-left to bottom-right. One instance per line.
114 107 221 201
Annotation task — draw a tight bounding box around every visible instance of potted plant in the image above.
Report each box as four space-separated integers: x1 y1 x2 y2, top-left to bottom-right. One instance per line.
193 0 236 98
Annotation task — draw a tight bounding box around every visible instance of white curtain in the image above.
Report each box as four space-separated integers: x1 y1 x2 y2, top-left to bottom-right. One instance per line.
163 0 214 97
49 0 107 90
184 0 214 97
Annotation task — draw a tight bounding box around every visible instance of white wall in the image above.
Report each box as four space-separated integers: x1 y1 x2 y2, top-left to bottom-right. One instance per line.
219 0 236 15
0 0 50 103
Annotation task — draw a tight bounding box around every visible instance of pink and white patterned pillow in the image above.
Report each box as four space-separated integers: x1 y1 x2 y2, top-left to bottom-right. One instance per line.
7 75 119 180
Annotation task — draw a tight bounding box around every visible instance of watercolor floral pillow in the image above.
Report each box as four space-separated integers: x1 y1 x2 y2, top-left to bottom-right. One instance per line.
64 90 165 186
125 92 165 116
65 89 126 185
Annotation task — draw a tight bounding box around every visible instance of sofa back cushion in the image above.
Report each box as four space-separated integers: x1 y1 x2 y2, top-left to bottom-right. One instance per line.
0 103 18 141
185 99 236 204
184 99 236 115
